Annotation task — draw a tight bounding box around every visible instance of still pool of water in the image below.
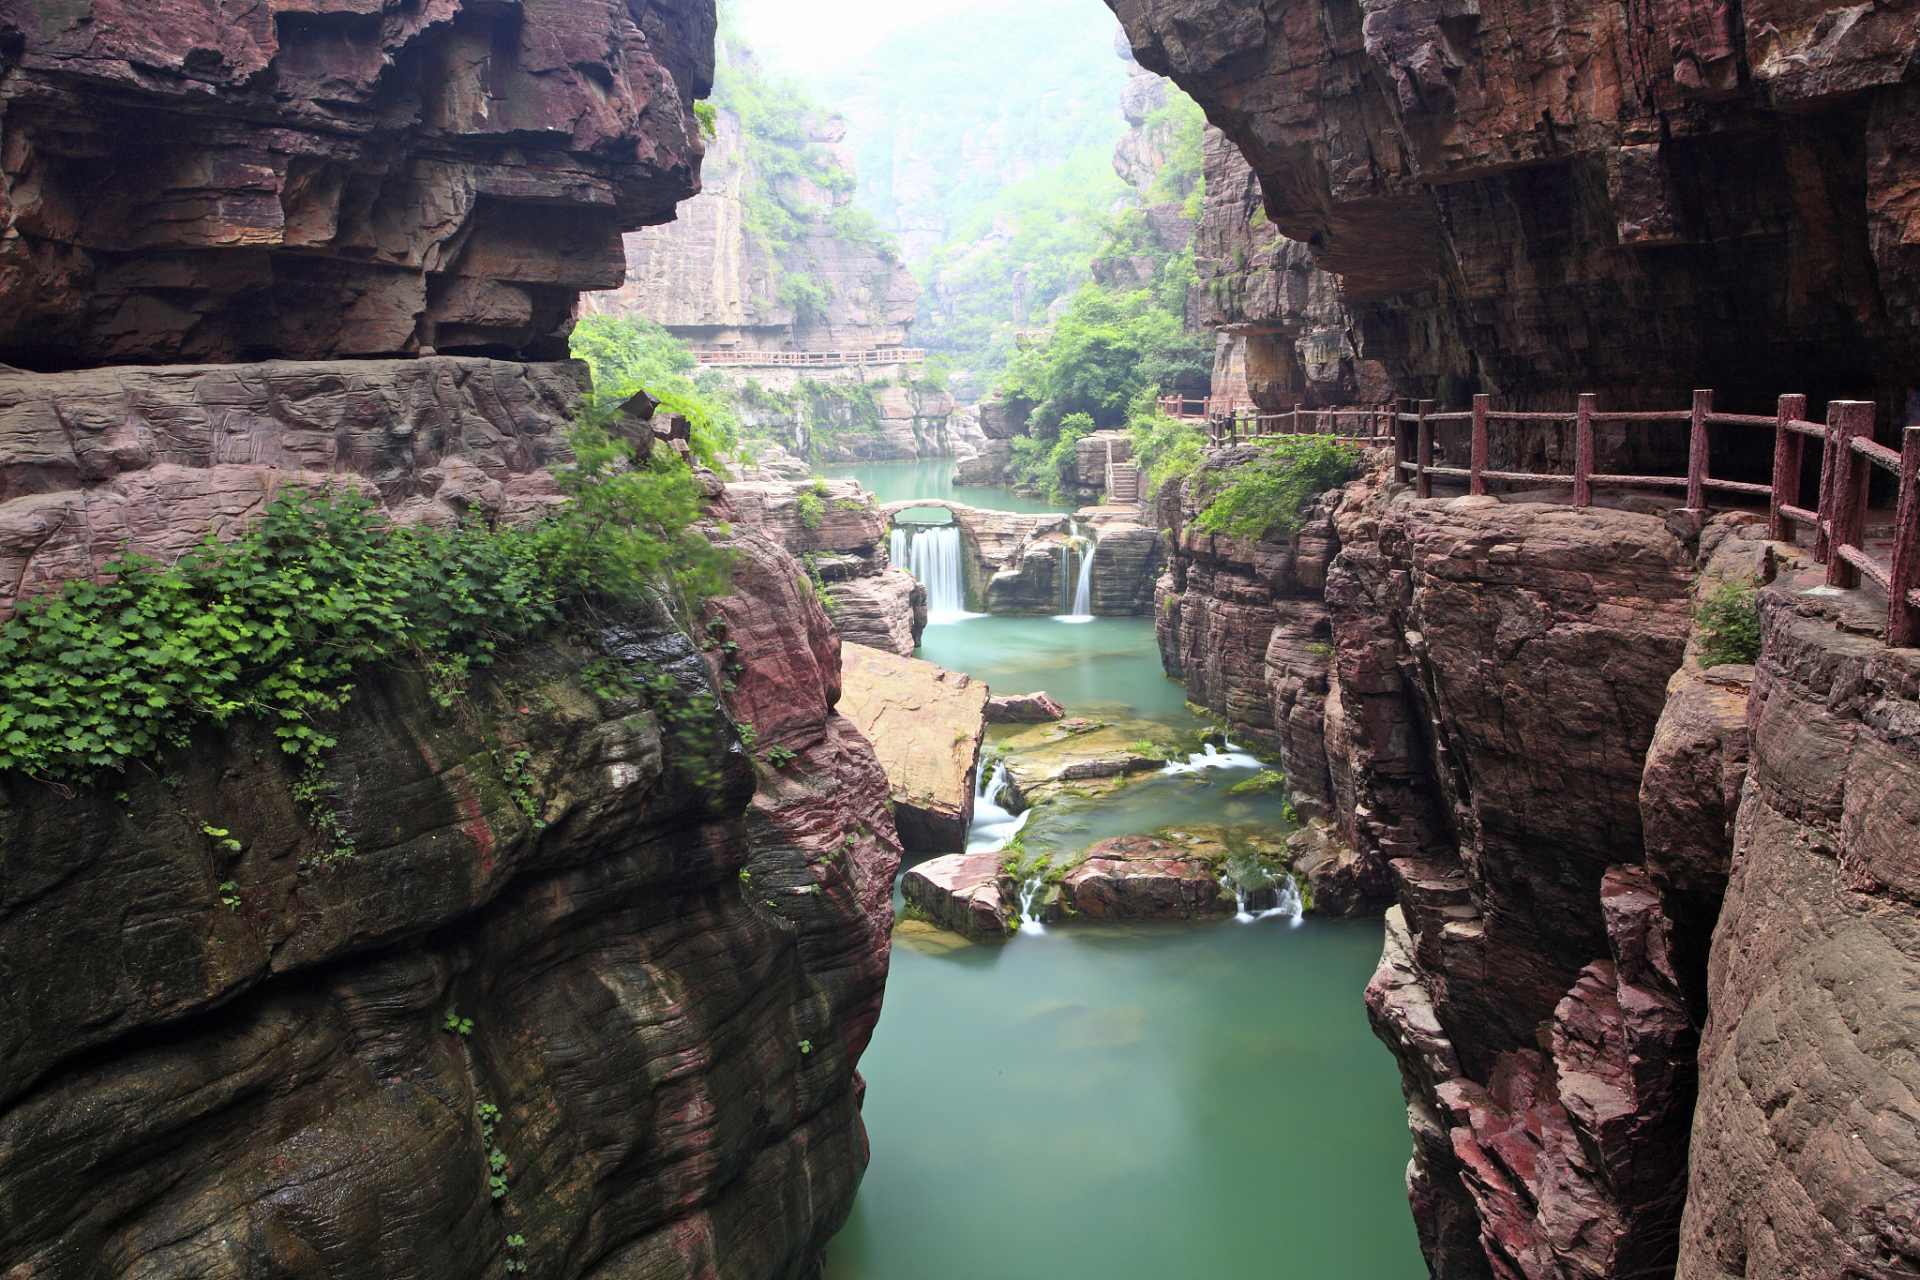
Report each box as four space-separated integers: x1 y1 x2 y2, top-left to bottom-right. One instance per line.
818 458 1071 514
917 615 1199 729
818 479 1421 1279
822 914 1424 1280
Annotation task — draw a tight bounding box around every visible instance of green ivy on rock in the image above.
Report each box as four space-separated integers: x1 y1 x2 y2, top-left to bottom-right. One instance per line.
0 421 732 782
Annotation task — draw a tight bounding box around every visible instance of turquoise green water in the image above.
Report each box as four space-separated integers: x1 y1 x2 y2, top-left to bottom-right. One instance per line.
916 615 1198 727
820 483 1423 1280
823 915 1422 1280
818 459 1072 514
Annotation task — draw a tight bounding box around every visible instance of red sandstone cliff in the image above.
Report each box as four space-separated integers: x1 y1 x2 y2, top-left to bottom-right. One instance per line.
0 0 715 367
1111 0 1920 412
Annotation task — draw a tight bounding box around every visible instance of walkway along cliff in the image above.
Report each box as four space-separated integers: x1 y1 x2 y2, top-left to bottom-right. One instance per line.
1112 2 1920 1273
0 2 901 1276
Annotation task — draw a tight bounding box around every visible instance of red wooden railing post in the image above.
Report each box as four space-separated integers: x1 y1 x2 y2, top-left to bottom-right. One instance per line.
1770 394 1808 541
1575 393 1596 508
1417 399 1435 500
1687 389 1712 510
1395 400 1411 481
1890 425 1920 647
1470 394 1490 496
1826 401 1876 589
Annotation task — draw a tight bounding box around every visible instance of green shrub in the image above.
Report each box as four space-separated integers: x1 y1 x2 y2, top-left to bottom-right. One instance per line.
797 477 830 530
1694 581 1762 668
1195 436 1363 541
0 421 732 783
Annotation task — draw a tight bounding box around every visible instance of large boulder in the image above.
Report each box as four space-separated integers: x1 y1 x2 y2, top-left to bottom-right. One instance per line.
836 644 989 851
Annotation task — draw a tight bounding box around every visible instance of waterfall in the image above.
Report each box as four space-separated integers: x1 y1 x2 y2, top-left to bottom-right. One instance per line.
1220 854 1305 926
1056 522 1098 624
897 524 975 623
967 763 1031 853
1161 738 1266 775
967 762 1046 933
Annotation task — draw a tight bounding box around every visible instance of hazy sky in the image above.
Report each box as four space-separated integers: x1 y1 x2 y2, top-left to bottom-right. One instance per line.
727 0 1058 74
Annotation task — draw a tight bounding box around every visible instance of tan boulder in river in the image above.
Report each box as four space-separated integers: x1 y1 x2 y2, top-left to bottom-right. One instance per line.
838 643 989 851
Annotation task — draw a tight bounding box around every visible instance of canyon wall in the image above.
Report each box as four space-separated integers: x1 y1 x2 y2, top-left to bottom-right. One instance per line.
0 2 907 1275
1159 440 1920 1278
0 0 715 367
0 357 904 1277
1111 0 1920 413
580 49 918 354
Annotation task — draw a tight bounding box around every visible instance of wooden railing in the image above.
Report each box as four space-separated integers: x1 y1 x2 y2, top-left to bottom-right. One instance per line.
1202 405 1397 447
1159 395 1235 422
1385 391 1920 647
691 347 927 368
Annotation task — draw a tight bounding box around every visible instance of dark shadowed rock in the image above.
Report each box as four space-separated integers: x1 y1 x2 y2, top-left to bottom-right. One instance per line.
0 0 716 366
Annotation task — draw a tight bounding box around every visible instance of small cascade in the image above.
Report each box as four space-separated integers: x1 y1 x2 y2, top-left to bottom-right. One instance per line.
1055 522 1098 624
1221 853 1305 926
1162 738 1266 775
897 523 976 623
1014 875 1050 933
967 762 1046 933
966 762 1031 854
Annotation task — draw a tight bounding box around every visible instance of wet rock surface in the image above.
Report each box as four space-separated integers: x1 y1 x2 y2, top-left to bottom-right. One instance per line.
836 644 988 852
985 691 1068 723
996 718 1182 809
0 0 715 367
900 853 1013 941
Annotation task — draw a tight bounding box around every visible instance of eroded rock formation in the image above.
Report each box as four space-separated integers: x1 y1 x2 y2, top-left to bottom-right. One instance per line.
581 42 916 353
724 478 924 655
0 0 716 367
0 549 900 1277
1112 0 1920 410
0 357 585 616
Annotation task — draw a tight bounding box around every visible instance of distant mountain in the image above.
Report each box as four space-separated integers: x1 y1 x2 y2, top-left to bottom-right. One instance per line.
808 0 1130 262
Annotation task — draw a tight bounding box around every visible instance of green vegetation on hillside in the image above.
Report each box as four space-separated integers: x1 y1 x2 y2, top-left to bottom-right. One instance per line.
0 420 731 782
712 35 899 326
1193 436 1363 540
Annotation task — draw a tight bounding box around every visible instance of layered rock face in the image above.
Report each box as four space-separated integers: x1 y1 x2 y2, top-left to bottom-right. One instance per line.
722 478 924 656
0 0 715 368
1678 569 1920 1279
581 49 917 354
0 560 901 1278
1155 446 1346 804
1111 0 1920 409
0 357 586 616
1193 131 1387 411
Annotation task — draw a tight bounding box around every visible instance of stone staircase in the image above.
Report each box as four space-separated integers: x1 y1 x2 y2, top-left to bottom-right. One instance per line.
1105 461 1141 503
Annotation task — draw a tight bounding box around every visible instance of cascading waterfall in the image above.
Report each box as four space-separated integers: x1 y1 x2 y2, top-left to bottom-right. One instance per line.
895 523 975 623
1056 522 1097 624
967 762 1047 933
966 762 1031 854
1220 853 1306 926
